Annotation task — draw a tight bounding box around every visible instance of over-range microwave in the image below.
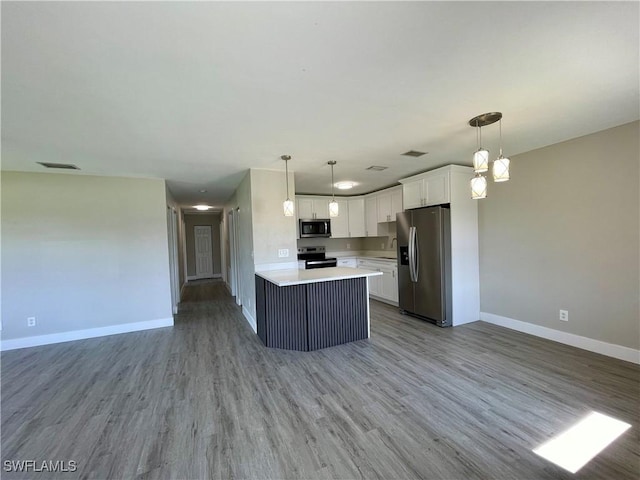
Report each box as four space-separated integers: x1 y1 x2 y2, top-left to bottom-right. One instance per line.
299 219 331 238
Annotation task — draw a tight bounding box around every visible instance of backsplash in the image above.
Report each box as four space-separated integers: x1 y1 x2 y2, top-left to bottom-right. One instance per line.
297 237 365 252
297 223 397 253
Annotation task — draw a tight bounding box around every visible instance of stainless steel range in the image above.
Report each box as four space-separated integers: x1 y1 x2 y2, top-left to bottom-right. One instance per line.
297 246 337 269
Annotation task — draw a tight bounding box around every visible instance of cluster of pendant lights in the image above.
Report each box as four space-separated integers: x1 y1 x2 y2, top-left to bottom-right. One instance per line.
282 114 510 215
281 155 341 217
469 112 511 199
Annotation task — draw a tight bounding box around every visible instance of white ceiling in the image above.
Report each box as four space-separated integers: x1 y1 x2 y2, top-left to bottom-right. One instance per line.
2 2 638 207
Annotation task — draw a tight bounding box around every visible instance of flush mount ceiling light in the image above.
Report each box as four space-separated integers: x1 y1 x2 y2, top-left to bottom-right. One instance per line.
281 155 294 217
194 205 212 211
468 112 511 199
335 181 356 190
328 161 339 217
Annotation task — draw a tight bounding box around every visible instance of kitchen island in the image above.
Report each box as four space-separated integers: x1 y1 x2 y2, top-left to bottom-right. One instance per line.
255 267 382 351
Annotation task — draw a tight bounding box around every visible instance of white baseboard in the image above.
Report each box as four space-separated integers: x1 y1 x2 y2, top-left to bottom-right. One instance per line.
0 317 174 352
480 312 640 365
242 306 257 333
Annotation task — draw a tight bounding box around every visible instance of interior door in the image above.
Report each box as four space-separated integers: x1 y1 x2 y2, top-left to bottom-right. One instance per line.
413 207 444 321
194 225 214 279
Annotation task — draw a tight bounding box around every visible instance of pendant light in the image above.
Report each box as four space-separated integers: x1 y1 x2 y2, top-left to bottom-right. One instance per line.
327 161 339 217
468 112 510 199
281 155 294 217
473 125 489 173
470 174 487 199
493 118 510 182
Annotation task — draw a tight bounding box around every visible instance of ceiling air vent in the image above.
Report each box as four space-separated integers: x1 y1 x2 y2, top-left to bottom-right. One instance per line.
366 165 388 171
37 162 80 170
402 150 427 157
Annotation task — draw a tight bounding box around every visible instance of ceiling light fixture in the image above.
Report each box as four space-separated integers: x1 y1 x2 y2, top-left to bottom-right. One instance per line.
335 181 355 190
468 112 510 199
327 161 339 217
493 118 511 182
194 205 212 211
281 155 294 217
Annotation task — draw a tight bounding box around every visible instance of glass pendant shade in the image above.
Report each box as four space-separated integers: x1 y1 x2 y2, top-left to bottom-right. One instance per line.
493 156 510 182
471 175 487 199
473 149 489 173
283 199 294 217
329 200 339 217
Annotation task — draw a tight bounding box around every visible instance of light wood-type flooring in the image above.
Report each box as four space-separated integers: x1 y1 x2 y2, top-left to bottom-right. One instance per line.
2 280 639 479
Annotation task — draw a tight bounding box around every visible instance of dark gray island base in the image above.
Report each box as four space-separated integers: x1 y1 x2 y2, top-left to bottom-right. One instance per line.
255 267 381 351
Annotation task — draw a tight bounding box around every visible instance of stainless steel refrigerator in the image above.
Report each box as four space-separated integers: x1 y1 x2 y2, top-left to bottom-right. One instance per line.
397 205 452 327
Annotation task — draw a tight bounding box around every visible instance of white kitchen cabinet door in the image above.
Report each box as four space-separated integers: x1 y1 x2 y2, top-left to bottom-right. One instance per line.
365 196 379 236
424 171 450 206
380 265 398 303
391 187 403 219
330 199 349 238
368 271 382 297
402 179 424 210
377 192 392 222
347 198 366 237
312 198 330 218
337 258 357 268
297 197 314 219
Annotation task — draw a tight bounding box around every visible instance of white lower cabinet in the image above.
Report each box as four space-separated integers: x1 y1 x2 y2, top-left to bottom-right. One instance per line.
337 257 357 268
357 258 398 305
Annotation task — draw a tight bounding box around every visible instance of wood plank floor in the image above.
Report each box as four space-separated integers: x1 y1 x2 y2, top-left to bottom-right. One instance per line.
2 280 639 479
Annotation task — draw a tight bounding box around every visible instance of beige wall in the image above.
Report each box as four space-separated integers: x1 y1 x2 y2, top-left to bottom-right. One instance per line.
250 169 297 267
184 212 222 277
1 172 173 340
478 121 639 349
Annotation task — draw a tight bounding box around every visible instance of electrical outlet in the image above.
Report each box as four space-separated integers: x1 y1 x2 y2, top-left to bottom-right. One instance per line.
559 310 569 322
346 243 351 249
381 242 385 250
27 317 36 327
278 248 289 258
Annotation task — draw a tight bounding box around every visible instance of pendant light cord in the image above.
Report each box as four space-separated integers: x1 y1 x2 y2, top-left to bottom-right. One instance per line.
498 119 503 157
285 158 290 200
331 163 335 201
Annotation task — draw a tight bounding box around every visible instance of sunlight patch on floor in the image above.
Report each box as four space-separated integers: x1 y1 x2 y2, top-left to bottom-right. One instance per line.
533 411 631 473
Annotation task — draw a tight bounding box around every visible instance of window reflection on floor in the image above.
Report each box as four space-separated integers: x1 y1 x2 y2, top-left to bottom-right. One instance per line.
533 411 631 473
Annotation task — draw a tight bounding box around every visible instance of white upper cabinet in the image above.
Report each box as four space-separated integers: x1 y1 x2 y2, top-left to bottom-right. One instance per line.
375 186 403 223
377 192 392 223
347 198 366 237
400 168 451 209
365 195 379 237
391 187 403 220
297 196 330 219
330 199 350 238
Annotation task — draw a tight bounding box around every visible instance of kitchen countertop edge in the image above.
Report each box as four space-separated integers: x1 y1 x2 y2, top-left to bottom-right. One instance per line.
256 267 383 287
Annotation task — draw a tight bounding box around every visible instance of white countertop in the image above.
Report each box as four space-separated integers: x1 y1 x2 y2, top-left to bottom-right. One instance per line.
256 267 383 287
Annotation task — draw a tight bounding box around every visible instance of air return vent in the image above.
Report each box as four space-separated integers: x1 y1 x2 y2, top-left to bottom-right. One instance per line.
37 162 80 170
402 150 427 157
366 166 388 171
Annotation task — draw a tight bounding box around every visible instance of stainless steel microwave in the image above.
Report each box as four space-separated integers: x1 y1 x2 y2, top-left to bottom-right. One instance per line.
299 219 331 238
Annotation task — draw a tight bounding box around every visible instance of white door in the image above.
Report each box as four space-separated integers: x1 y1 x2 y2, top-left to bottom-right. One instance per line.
228 211 237 297
194 225 214 279
402 179 424 209
330 199 349 238
365 196 378 236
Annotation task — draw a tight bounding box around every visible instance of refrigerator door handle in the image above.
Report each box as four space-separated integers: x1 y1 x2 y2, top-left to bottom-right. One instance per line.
408 226 416 282
413 228 419 282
